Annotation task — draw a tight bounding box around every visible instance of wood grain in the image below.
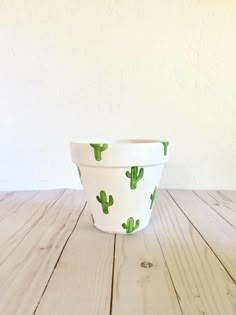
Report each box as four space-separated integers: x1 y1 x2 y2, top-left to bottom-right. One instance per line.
112 221 182 315
195 190 236 228
0 190 38 222
169 190 236 283
152 190 236 314
0 190 86 315
0 190 63 264
0 189 236 315
0 191 14 202
221 191 236 202
35 204 114 315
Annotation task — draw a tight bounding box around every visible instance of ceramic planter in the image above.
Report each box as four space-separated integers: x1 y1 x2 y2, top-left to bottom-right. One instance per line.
70 140 169 234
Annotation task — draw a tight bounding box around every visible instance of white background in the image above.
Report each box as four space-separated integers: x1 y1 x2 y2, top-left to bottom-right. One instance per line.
0 0 236 191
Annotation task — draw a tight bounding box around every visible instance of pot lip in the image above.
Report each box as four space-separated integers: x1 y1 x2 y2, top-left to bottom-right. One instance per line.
71 139 169 145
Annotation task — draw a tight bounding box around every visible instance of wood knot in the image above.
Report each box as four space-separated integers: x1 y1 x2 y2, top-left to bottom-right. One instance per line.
140 261 153 268
39 245 52 250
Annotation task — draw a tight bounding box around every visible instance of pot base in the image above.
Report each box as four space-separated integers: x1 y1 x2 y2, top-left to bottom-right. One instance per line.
93 222 149 235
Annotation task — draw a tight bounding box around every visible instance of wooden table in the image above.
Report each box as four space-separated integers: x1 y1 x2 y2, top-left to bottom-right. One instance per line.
0 190 236 315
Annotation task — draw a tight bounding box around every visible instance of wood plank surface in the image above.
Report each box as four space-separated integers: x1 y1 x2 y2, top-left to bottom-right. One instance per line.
35 204 114 315
0 190 63 264
0 191 14 202
0 190 38 222
221 191 236 202
0 190 86 315
0 189 236 315
169 190 236 283
194 191 236 228
112 222 182 315
152 190 236 314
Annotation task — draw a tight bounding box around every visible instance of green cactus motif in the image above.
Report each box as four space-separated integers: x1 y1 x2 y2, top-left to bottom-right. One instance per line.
150 186 157 209
90 144 108 161
96 190 114 214
126 166 144 190
122 217 140 233
162 141 169 156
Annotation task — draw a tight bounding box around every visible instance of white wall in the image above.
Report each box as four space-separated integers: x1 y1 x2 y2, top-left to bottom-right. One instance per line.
0 0 236 191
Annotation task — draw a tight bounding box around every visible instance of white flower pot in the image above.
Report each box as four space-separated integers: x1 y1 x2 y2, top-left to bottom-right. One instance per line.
70 140 169 234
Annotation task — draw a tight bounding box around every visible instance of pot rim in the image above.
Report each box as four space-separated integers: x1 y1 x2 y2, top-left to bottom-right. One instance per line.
71 139 168 145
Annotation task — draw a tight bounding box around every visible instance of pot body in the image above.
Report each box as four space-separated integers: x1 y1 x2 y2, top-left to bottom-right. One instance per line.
71 140 169 234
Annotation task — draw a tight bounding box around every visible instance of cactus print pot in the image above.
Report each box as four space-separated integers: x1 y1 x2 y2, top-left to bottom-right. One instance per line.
70 140 169 234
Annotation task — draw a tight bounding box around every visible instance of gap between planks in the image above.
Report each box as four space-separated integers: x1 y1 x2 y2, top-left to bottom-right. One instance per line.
33 200 87 315
151 220 183 313
109 234 117 315
0 189 87 315
193 190 236 229
1 190 236 315
168 190 236 285
34 203 115 315
0 191 15 202
35 190 236 315
154 190 236 314
34 199 182 315
0 190 65 266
